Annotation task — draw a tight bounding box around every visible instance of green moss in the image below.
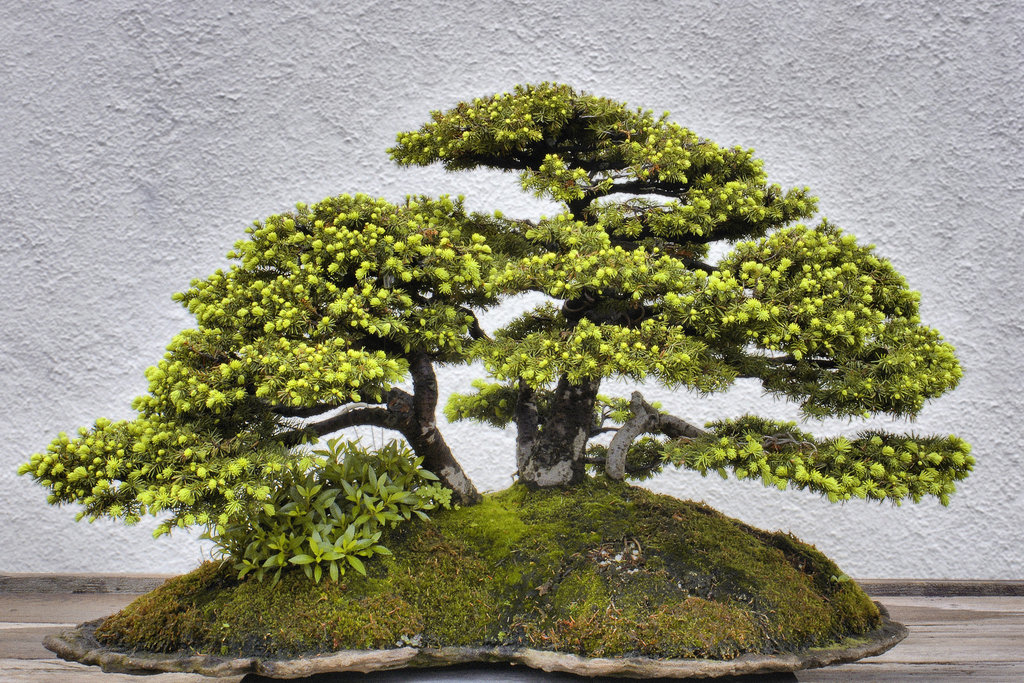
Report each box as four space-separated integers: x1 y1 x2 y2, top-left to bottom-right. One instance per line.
97 477 880 660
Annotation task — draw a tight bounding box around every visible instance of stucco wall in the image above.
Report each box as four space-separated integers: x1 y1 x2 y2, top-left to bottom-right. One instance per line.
2 0 1021 579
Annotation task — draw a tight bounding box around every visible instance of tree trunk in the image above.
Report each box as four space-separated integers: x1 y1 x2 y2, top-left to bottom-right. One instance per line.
516 375 601 488
289 354 481 505
398 353 481 505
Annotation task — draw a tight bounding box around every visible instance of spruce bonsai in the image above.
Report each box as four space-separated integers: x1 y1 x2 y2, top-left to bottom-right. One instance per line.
23 83 970 675
390 83 970 499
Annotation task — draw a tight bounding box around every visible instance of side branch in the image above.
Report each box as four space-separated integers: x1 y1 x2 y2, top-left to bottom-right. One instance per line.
605 392 706 479
273 404 339 419
605 392 660 479
279 402 398 447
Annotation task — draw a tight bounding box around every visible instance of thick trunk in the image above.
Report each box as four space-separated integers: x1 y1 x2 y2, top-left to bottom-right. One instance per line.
516 375 601 488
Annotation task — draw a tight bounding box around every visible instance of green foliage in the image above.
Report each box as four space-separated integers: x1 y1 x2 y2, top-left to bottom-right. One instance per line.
390 82 816 241
210 438 451 585
19 194 489 535
21 80 973 571
169 193 495 412
662 416 973 505
404 83 969 503
707 221 962 418
444 379 525 428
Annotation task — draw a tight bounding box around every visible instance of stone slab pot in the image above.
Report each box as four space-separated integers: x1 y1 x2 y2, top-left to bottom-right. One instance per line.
44 603 906 679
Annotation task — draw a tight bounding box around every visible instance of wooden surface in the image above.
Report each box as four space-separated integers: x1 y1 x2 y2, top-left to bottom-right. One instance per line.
2 587 1022 681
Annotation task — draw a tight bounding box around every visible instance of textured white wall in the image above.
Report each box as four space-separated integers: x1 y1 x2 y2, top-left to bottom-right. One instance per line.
2 0 1021 579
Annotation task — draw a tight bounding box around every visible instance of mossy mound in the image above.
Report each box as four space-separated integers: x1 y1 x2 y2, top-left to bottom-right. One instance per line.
96 478 880 661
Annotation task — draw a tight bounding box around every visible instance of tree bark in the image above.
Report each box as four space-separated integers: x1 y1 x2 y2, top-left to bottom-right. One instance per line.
516 374 601 488
402 353 481 504
604 391 707 480
605 392 661 480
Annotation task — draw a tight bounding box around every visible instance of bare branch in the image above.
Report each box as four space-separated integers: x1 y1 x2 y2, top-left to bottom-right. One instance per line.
457 306 490 341
603 392 707 479
600 179 690 198
658 413 707 440
273 404 339 419
279 402 396 447
606 392 661 479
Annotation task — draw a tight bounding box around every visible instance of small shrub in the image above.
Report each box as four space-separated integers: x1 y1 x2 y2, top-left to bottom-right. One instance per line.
207 438 451 584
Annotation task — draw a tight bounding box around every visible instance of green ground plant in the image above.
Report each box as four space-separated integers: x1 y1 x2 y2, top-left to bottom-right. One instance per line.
210 438 450 585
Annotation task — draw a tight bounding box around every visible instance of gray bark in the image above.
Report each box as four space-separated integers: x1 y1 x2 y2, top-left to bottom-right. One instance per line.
516 375 601 488
604 391 707 480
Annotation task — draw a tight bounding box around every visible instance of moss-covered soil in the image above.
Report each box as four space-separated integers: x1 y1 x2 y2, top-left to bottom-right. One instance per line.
96 477 879 661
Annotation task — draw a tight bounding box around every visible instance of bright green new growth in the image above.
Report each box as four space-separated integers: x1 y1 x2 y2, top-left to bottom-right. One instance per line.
393 82 969 494
666 417 972 505
20 194 492 571
21 83 971 588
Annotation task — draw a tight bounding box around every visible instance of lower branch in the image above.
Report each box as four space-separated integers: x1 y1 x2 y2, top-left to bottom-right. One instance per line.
605 393 661 479
604 392 707 480
663 418 974 506
279 403 397 446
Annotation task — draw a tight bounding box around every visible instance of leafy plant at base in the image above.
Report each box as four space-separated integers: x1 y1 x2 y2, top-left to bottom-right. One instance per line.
212 438 451 585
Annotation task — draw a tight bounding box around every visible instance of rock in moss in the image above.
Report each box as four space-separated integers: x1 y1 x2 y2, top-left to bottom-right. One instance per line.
96 478 880 660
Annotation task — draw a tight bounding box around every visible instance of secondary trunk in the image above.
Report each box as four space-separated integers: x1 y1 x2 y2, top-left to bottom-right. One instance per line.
289 353 481 505
392 353 481 505
515 375 601 488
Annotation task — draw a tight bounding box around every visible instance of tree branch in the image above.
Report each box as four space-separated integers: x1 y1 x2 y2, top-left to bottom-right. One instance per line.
606 392 661 479
279 402 397 447
273 404 339 419
457 306 490 340
762 355 841 369
602 180 690 198
603 391 707 479
404 352 481 504
658 413 707 440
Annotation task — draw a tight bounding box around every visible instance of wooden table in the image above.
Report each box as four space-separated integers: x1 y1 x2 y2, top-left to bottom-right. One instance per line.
2 577 1021 681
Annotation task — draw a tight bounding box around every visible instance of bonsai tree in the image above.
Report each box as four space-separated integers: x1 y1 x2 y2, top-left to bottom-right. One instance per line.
21 83 972 584
392 83 971 501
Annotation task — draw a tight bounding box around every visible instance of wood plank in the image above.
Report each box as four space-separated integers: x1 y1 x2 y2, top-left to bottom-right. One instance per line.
1 594 137 625
859 579 1024 596
0 574 169 594
799 661 1024 681
0 658 239 682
